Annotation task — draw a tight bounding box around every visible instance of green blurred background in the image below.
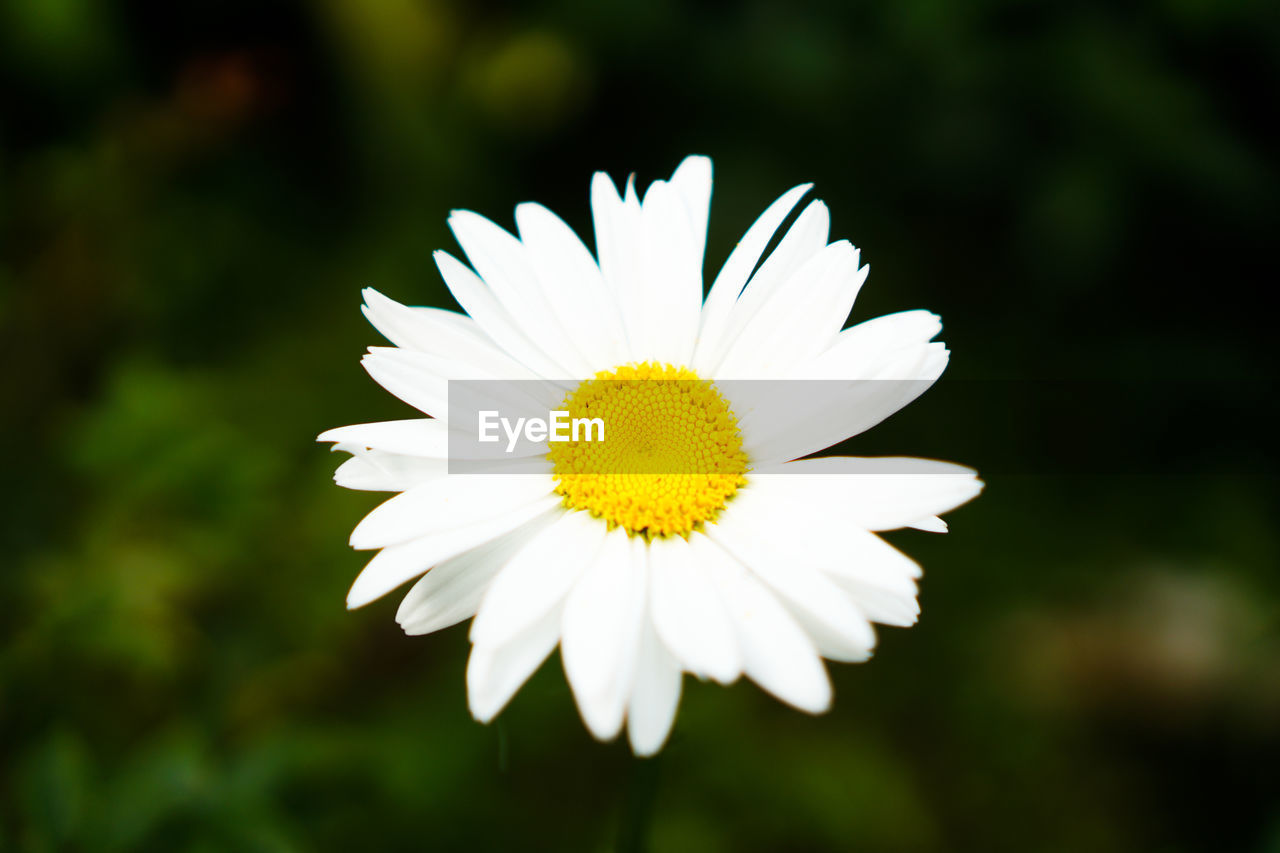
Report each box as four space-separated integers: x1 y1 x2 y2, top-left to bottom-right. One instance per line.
2 0 1277 850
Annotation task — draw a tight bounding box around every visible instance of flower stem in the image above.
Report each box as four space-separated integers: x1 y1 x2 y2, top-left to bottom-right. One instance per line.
617 755 662 853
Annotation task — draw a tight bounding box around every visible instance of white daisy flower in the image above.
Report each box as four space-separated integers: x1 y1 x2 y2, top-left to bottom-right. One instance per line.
319 155 983 755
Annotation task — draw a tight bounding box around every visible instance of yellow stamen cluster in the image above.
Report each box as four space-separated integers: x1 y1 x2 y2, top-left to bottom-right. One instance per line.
548 362 749 538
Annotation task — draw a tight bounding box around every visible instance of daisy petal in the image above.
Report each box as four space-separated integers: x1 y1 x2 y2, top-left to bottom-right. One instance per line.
448 211 593 376
396 516 551 636
716 241 868 378
705 493 877 662
561 527 647 740
699 536 832 713
591 172 648 360
827 576 920 627
467 603 562 723
515 202 628 372
695 199 830 374
360 344 563 426
346 496 563 609
349 474 557 550
640 179 702 366
908 516 948 533
695 183 812 370
750 457 983 531
668 154 712 271
361 288 538 380
470 510 608 648
824 526 926 588
649 534 741 684
741 345 950 463
804 310 944 377
434 250 570 379
705 486 927 627
360 349 449 419
333 449 446 492
627 605 683 757
319 419 449 457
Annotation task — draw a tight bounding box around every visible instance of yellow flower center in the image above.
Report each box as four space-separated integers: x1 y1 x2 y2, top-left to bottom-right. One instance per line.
548 362 749 538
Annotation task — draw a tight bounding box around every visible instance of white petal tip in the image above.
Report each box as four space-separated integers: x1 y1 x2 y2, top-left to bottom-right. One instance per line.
627 726 673 758
469 707 497 725
630 742 664 759
467 686 512 725
764 673 833 715
802 693 833 715
908 516 949 533
709 670 742 687
581 716 625 744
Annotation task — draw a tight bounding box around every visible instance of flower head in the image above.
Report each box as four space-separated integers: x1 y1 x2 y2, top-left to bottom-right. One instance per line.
319 156 982 755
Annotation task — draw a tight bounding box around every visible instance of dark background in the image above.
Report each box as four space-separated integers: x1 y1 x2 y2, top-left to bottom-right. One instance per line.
2 1 1277 850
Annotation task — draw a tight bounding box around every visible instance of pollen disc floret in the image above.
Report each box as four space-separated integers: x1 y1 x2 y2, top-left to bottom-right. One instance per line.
548 362 749 537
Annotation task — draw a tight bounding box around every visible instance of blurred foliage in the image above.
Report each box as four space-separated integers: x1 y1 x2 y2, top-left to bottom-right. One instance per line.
2 0 1278 850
